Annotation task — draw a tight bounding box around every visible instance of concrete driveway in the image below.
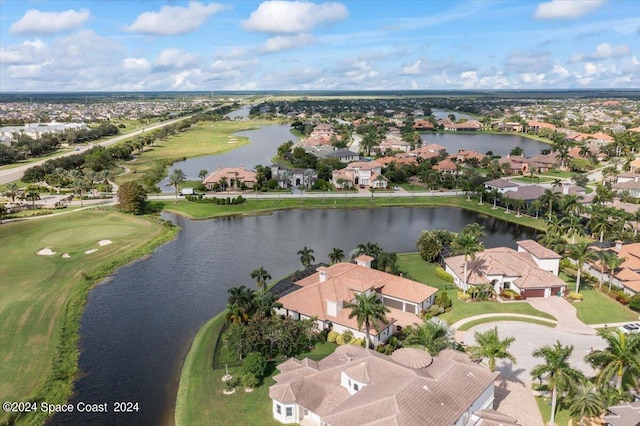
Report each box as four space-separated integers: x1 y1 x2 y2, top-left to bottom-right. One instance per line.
527 296 596 335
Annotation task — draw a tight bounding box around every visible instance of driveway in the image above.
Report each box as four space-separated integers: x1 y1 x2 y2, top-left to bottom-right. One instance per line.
527 296 596 335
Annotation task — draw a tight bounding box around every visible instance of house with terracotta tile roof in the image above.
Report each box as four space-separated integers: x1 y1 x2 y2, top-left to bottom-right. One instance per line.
587 242 640 295
412 119 434 130
275 256 438 345
527 121 557 132
444 240 566 298
269 345 506 425
433 158 458 174
331 161 388 189
202 166 257 190
454 149 485 164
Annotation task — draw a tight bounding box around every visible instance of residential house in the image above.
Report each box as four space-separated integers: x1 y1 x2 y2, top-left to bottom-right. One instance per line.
587 242 640 296
603 400 640 426
410 144 447 161
269 345 506 425
612 173 640 198
202 166 257 190
498 155 529 175
444 240 566 298
484 178 519 194
444 120 482 131
332 161 388 189
412 119 434 130
432 159 458 174
527 121 557 133
376 136 411 153
275 256 438 344
526 153 560 173
323 149 360 163
629 158 640 173
270 165 318 189
586 132 614 146
502 185 546 203
453 149 485 164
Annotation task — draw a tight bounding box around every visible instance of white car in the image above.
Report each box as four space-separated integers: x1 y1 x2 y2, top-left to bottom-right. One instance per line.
618 322 640 334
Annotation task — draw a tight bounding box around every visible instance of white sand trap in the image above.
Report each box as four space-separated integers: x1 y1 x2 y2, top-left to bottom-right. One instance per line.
37 248 56 256
98 239 112 246
62 253 70 258
85 249 98 254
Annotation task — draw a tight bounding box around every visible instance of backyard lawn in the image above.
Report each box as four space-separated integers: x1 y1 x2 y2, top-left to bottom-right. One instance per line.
176 312 337 426
0 209 176 425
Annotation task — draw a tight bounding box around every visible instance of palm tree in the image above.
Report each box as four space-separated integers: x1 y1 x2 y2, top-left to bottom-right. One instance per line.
466 327 516 372
531 341 584 426
403 317 457 356
568 242 596 294
540 189 561 218
568 379 603 426
344 291 390 349
562 215 584 244
529 199 543 219
97 169 114 193
512 198 526 217
451 232 484 292
252 291 282 317
561 194 584 216
297 246 315 268
488 188 500 209
328 247 345 264
250 266 271 294
538 232 567 255
376 251 398 273
3 183 20 204
461 223 486 239
227 285 253 310
71 178 86 207
595 250 615 289
605 255 626 292
356 241 382 258
225 303 248 325
545 215 564 236
585 330 640 390
168 168 186 200
198 169 208 180
589 211 610 243
24 188 40 209
0 203 7 224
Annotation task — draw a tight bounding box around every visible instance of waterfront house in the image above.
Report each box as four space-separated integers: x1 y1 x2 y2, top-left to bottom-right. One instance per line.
269 345 507 425
275 256 438 345
444 240 566 298
612 173 640 198
331 161 388 189
202 166 257 190
586 242 640 296
484 178 519 194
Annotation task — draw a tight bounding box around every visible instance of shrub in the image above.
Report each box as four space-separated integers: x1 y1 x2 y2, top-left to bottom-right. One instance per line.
241 373 259 389
318 329 329 341
429 305 445 316
335 334 346 345
568 292 584 301
435 266 454 283
342 330 353 344
629 294 640 312
327 331 339 343
560 258 573 269
351 338 365 347
615 290 629 305
500 289 522 300
236 195 244 204
435 290 452 308
241 352 268 379
457 291 471 301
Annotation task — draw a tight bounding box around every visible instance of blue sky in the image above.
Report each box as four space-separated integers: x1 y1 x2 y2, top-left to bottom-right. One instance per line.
1 0 638 91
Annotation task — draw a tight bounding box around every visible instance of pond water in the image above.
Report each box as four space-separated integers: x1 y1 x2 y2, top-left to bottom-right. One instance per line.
53 207 537 426
421 132 549 157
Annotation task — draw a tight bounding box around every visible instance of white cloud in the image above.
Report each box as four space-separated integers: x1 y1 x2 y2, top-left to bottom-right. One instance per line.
123 58 151 70
632 56 640 66
0 39 48 65
153 48 200 71
569 43 630 63
520 73 546 85
242 1 348 34
128 2 228 35
552 65 570 77
401 60 424 75
535 0 606 19
460 71 478 88
504 50 553 73
9 8 90 35
260 34 315 52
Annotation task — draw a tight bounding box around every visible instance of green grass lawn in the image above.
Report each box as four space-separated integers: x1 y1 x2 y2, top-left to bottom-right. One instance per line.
176 312 337 426
540 170 576 179
563 282 639 325
457 316 555 331
154 196 547 231
510 176 554 184
0 209 176 425
535 393 574 426
115 120 269 185
395 254 555 324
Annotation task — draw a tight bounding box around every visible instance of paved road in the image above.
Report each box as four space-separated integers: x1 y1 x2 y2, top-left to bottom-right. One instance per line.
0 114 195 185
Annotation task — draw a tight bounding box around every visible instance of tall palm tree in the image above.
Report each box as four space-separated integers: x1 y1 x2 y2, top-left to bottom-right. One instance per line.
252 291 282 317
3 182 20 204
585 330 640 390
568 379 603 426
168 168 186 200
376 251 398 273
24 188 40 209
531 341 584 426
297 246 315 268
356 242 382 258
595 250 615 289
225 303 248 325
568 242 596 294
562 215 584 244
605 255 626 292
250 266 271 294
227 285 253 310
545 215 564 236
461 223 486 239
466 327 516 372
451 232 484 292
488 188 500 209
344 291 389 349
403 318 457 356
71 178 86 207
198 169 208 180
97 169 114 193
561 194 585 216
512 198 526 217
589 210 611 243
529 199 543 219
328 247 345 264
540 189 561 218
538 232 567 255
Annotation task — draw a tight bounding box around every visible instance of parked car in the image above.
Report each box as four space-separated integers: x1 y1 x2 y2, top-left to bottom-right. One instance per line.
618 322 640 334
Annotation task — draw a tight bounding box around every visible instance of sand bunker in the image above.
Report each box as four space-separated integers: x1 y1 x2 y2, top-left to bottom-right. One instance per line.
37 248 56 256
62 253 70 258
98 240 112 246
85 249 98 254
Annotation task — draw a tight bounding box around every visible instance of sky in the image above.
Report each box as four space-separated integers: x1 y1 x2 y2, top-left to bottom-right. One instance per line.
0 0 639 92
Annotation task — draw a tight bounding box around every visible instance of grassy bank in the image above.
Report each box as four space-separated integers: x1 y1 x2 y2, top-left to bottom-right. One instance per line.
0 209 178 425
116 120 269 185
457 316 555 331
175 312 337 426
154 195 547 231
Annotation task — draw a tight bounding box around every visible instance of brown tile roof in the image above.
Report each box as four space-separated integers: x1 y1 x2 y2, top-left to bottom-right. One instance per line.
484 178 518 189
444 247 566 289
517 239 562 259
271 346 498 426
202 166 257 184
433 158 457 171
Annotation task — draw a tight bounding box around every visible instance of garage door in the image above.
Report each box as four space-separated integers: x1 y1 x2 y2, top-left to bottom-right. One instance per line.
524 289 546 298
383 297 404 310
551 287 564 296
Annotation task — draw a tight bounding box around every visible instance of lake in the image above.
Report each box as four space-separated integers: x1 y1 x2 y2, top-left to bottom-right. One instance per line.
421 132 548 157
52 207 537 426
